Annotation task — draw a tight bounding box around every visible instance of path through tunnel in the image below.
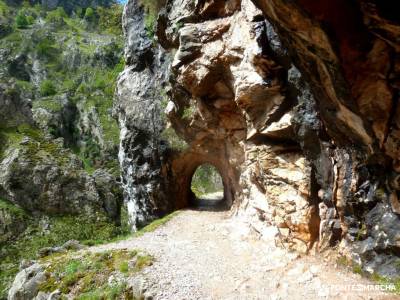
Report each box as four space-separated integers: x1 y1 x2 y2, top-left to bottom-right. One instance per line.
170 149 238 211
190 164 226 209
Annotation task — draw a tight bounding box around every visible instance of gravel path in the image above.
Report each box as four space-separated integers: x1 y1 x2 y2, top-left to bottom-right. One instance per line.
91 208 397 300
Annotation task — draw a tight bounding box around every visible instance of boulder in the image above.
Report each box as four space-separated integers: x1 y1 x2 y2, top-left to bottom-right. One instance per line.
8 263 46 300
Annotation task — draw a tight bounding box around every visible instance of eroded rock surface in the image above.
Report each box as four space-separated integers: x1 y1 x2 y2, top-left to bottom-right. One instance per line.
118 0 400 277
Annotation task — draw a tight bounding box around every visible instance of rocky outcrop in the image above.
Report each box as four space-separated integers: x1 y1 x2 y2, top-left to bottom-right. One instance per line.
118 0 400 277
118 0 317 249
250 0 400 276
0 81 33 128
0 134 122 220
0 199 29 245
0 1 125 224
7 263 46 300
114 0 172 229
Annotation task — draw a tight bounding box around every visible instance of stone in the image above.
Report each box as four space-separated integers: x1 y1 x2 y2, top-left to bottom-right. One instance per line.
61 240 84 251
8 263 46 300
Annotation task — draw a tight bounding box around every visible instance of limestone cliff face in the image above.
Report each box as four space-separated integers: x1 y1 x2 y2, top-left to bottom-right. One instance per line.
0 1 124 229
118 0 400 277
115 0 173 229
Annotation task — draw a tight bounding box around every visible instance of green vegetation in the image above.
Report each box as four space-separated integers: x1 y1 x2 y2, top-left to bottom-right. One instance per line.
0 1 127 296
33 98 63 112
36 36 58 59
97 4 123 35
161 127 188 151
0 0 10 17
40 80 57 96
0 198 27 217
134 210 180 237
0 213 131 298
0 123 71 166
45 7 67 26
336 255 400 294
191 164 223 197
182 105 196 119
37 249 153 298
0 123 131 298
139 0 165 38
371 273 400 295
0 179 176 298
84 7 95 21
0 0 124 172
15 13 28 28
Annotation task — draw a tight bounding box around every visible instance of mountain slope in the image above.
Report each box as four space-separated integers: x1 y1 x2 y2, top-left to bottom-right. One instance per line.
0 1 127 297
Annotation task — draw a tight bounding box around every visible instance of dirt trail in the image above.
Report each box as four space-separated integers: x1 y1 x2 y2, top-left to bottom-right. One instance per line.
92 208 397 300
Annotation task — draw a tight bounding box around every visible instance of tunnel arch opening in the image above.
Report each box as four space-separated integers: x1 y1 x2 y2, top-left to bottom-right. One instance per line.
189 163 226 208
170 150 237 211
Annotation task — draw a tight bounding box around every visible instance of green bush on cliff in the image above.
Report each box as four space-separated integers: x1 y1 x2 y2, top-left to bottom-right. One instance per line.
45 7 67 26
0 1 9 17
139 0 165 38
40 80 57 96
0 198 27 218
36 37 56 56
84 7 95 22
15 13 28 28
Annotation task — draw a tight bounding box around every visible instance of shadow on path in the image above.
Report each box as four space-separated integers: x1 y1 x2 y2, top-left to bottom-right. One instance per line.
190 191 228 212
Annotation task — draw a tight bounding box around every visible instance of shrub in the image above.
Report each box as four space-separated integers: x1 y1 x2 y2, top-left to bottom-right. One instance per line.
139 0 166 38
84 7 95 22
45 7 67 26
26 15 35 25
75 7 84 18
0 1 10 17
40 80 57 96
36 37 58 61
15 14 28 29
144 13 156 38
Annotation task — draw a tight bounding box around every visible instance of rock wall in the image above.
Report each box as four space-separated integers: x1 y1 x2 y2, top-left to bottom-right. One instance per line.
118 0 400 276
252 0 400 276
115 0 173 229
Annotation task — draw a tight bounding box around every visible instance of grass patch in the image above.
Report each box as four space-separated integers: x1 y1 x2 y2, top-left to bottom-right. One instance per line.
33 98 63 112
134 211 180 237
0 198 27 217
336 255 400 294
0 213 129 298
134 254 153 272
118 261 129 274
371 273 400 294
38 249 152 298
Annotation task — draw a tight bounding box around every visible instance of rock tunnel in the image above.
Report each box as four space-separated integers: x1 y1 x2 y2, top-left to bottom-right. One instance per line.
169 147 240 210
117 0 400 273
